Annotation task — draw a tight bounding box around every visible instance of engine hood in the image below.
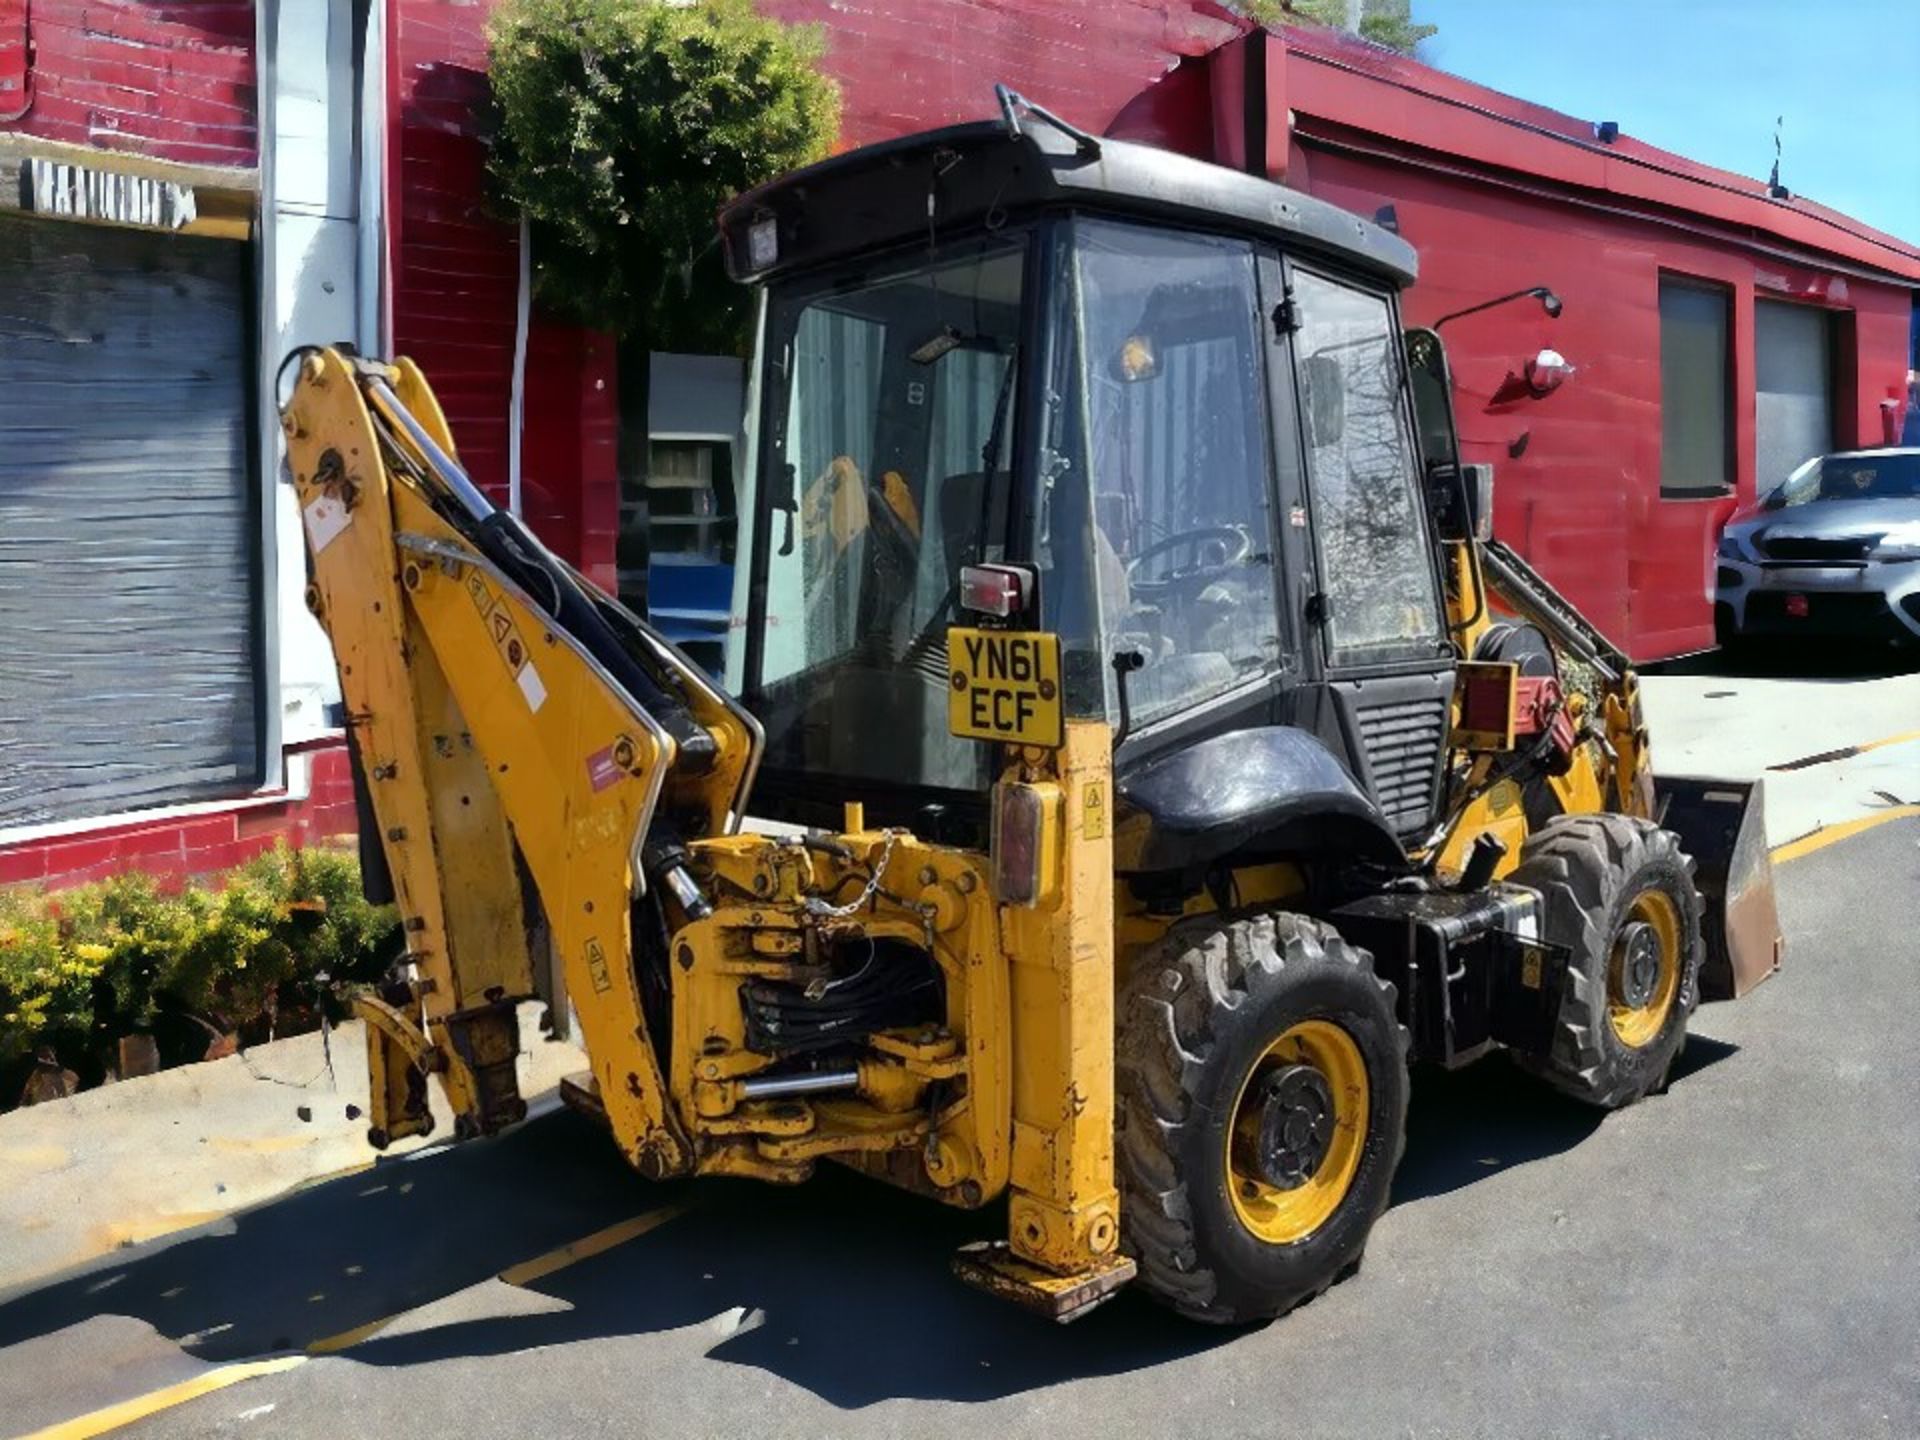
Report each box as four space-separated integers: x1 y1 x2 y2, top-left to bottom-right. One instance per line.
1725 496 1920 546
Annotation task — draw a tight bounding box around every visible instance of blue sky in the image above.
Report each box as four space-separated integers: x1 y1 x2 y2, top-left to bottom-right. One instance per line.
1411 0 1920 244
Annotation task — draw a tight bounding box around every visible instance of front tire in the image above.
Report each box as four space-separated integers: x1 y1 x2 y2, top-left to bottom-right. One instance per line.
1510 814 1704 1109
1116 912 1407 1325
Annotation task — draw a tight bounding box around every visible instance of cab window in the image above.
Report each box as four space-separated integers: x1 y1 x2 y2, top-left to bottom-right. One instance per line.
1070 220 1281 727
1290 269 1444 666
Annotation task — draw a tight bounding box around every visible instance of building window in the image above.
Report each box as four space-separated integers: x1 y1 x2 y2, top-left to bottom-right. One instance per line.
1659 275 1733 497
644 439 734 560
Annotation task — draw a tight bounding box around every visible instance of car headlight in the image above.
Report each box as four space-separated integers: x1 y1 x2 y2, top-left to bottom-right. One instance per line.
1871 525 1920 562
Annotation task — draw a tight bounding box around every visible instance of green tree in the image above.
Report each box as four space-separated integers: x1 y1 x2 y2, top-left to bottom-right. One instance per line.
486 0 841 353
1238 0 1436 55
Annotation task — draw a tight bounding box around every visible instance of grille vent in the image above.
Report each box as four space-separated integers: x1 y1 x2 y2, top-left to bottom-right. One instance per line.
1357 696 1447 833
1759 535 1870 563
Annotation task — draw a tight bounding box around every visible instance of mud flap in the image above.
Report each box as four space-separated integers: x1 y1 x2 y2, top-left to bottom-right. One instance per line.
1656 776 1784 1001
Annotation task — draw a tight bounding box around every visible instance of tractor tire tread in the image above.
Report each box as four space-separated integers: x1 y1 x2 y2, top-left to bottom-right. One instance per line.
1116 911 1405 1325
1510 813 1703 1110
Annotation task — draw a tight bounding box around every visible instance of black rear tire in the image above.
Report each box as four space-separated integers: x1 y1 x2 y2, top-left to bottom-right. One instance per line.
1510 814 1704 1109
1116 912 1407 1325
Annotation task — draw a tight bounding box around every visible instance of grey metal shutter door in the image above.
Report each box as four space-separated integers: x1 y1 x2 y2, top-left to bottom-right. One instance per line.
0 215 259 827
1755 300 1834 494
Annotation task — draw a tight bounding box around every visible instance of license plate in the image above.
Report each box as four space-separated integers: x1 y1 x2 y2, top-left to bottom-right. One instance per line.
1784 593 1809 618
947 627 1064 748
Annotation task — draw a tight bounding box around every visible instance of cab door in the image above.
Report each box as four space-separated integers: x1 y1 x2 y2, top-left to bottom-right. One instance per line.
1267 259 1455 842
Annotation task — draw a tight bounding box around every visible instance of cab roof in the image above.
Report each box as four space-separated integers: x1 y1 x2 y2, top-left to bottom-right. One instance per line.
720 120 1418 289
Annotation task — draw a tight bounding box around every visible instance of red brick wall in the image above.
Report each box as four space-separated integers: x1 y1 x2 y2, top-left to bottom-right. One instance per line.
0 746 357 892
386 0 1241 578
389 12 514 500
759 0 1239 144
0 0 256 167
521 321 621 593
389 0 618 585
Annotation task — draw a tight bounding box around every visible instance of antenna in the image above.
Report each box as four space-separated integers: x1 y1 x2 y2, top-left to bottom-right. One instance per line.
1767 115 1791 200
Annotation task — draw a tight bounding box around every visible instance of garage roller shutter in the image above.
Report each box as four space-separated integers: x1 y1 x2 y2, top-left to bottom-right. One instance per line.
1756 299 1834 495
0 215 259 828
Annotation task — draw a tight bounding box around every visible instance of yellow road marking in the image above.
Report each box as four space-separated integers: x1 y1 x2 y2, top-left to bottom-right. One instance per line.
18 1356 306 1440
1770 727 1920 772
499 1202 692 1287
208 1134 320 1155
306 1315 397 1355
87 1211 228 1254
303 1201 693 1357
1770 805 1920 865
1854 728 1920 755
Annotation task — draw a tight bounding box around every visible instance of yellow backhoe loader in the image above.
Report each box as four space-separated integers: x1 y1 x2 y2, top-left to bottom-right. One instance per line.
282 94 1781 1324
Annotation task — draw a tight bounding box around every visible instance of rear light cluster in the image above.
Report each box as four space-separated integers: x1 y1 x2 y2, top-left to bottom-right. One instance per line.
991 780 1060 906
959 563 1033 619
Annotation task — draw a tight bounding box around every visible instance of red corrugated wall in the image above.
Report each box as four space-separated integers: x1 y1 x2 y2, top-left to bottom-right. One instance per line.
1294 147 1915 656
1111 28 1920 658
0 0 256 166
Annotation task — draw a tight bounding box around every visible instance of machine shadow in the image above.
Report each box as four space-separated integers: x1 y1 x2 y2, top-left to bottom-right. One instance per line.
0 1038 1739 1409
343 1169 1233 1406
1642 644 1920 682
0 1110 664 1364
1391 1038 1738 1205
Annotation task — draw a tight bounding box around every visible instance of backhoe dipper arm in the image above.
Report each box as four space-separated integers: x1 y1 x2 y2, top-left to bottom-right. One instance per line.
280 348 757 1173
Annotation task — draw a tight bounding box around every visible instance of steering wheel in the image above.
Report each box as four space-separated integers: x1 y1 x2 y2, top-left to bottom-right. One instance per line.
1126 525 1253 602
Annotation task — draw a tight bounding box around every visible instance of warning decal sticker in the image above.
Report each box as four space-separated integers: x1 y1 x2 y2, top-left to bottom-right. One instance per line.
464 571 547 713
303 494 352 554
584 938 612 993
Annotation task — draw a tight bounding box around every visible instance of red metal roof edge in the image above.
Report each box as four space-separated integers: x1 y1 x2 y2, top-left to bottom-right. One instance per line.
1261 22 1920 284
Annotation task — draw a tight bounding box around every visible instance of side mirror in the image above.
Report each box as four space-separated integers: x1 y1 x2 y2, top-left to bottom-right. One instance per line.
1302 353 1345 448
1462 462 1495 541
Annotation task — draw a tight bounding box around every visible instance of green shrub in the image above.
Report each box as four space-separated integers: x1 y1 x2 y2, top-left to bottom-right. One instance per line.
486 0 840 352
0 890 101 1068
0 845 401 1089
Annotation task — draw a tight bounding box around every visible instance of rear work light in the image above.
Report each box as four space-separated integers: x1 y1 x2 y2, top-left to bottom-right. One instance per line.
960 563 1034 619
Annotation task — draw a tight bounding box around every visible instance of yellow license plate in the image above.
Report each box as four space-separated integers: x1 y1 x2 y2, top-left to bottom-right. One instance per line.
947 627 1065 749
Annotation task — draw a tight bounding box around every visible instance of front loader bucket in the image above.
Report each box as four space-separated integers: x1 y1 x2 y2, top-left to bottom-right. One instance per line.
1656 776 1784 1001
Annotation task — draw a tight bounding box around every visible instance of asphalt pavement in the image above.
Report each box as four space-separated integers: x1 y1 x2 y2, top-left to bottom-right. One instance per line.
3 803 1915 1439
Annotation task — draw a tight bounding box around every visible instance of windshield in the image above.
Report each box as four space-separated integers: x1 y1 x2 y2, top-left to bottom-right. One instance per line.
1044 219 1283 728
1764 452 1920 508
746 236 1027 792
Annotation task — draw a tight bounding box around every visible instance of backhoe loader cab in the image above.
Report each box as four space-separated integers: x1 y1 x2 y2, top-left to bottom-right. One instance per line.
725 119 1458 858
283 101 1781 1328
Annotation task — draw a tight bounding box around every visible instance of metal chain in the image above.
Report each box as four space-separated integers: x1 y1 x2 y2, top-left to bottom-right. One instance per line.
804 829 904 919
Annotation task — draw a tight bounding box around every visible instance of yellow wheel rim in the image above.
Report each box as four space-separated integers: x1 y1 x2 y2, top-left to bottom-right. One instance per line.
1225 1019 1368 1245
1608 889 1681 1048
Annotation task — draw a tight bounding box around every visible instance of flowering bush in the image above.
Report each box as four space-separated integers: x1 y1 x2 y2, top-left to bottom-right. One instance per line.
0 845 399 1095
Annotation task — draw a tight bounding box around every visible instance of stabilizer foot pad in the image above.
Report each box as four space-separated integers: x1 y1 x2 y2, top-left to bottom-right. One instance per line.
951 1240 1136 1323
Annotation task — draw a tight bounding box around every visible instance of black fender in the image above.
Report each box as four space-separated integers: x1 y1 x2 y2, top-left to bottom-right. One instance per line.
1113 726 1408 877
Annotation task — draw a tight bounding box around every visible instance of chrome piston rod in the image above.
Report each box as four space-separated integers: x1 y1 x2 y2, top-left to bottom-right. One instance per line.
739 1067 860 1100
